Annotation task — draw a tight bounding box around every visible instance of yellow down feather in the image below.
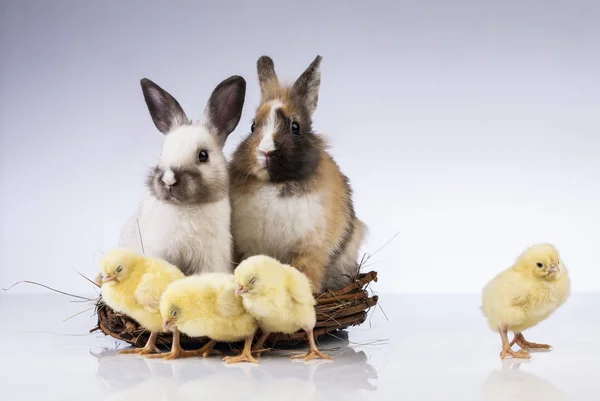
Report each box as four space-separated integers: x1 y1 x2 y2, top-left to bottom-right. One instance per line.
100 248 185 333
234 255 317 334
481 243 571 333
159 273 257 342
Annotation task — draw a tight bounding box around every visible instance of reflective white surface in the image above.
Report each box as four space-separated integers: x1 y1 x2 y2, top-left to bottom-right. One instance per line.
1 293 598 400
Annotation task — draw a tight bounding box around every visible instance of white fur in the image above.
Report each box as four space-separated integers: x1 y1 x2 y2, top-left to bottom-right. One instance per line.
120 123 232 276
120 195 232 275
160 125 222 169
231 185 325 262
256 99 283 161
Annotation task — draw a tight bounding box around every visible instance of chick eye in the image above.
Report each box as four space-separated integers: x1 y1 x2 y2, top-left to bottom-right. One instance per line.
171 309 178 318
251 122 256 133
536 263 543 268
116 265 123 273
291 121 300 135
249 277 257 285
198 150 209 163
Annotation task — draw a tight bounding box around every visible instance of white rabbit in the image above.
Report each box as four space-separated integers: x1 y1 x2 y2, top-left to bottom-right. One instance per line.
119 75 246 275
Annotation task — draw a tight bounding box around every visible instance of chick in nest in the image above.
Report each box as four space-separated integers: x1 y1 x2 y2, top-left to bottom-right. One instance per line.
234 255 333 361
481 243 571 360
99 248 186 357
159 273 259 364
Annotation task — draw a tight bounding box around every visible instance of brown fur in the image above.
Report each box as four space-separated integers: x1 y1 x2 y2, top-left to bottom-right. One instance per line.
229 55 366 292
288 153 360 291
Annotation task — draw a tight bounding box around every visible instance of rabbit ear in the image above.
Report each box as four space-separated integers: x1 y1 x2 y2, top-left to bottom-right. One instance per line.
204 75 246 146
257 55 279 97
140 78 190 134
292 55 322 116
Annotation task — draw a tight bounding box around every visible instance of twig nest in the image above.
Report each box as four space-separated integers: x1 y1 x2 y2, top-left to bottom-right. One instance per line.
93 271 378 348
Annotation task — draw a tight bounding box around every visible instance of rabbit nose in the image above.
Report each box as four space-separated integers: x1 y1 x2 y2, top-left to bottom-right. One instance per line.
260 151 273 159
162 170 178 187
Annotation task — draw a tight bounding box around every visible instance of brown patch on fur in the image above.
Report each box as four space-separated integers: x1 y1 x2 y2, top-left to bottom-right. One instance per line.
230 55 365 292
291 246 329 293
259 81 292 105
287 152 361 292
254 103 272 124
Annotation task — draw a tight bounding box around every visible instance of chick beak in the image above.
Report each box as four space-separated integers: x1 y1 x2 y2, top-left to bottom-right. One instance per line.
548 263 559 273
163 319 175 332
235 284 247 297
101 275 117 284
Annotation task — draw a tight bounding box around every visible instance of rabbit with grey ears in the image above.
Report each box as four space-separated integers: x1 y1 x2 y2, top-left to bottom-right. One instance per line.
119 75 246 276
229 55 367 293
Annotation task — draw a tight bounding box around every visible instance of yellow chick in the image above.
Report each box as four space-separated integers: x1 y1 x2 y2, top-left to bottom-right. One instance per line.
234 255 332 361
481 243 571 360
99 248 186 358
159 272 259 364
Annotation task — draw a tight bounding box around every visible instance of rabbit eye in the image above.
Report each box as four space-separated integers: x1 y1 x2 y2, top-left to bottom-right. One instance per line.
291 121 300 135
251 122 256 133
198 150 209 163
536 263 543 268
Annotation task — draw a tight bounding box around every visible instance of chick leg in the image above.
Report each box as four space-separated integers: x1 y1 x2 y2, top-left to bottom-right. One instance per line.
146 329 221 360
498 327 530 360
195 339 222 358
291 329 333 361
510 332 552 350
223 335 259 364
251 331 271 357
119 331 161 355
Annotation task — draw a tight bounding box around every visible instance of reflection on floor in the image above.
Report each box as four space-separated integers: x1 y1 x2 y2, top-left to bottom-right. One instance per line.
93 335 378 401
482 361 569 401
2 293 598 401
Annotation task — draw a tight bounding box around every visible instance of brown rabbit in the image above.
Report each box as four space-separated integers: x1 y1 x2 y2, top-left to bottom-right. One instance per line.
229 55 366 293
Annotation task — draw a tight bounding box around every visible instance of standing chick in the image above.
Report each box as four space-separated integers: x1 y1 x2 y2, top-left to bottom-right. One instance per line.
234 255 332 361
100 248 184 356
481 243 571 360
159 273 259 364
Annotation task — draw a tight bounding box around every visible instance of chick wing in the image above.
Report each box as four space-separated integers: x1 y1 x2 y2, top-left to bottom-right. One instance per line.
286 267 317 306
135 273 168 313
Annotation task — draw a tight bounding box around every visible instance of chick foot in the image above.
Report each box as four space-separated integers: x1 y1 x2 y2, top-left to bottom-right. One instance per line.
147 339 220 360
119 346 160 355
498 327 531 360
291 349 333 361
251 331 271 358
223 335 259 364
500 346 531 360
223 352 259 364
119 331 160 355
510 333 552 350
291 329 333 361
251 347 271 357
196 340 222 358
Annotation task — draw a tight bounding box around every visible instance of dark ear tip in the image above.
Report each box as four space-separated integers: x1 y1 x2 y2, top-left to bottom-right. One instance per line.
313 55 323 65
257 55 275 69
231 75 247 85
222 75 247 91
140 78 157 92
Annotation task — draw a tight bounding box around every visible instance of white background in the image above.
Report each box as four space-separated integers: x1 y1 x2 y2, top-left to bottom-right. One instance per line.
1 0 599 295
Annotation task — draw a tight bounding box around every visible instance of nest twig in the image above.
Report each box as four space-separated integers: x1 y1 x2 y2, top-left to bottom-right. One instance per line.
92 271 379 349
